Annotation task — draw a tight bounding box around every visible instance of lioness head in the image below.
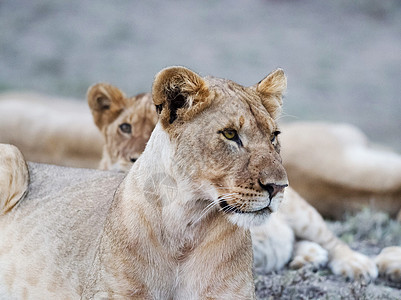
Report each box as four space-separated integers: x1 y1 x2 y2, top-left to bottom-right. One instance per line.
149 66 288 228
87 83 158 170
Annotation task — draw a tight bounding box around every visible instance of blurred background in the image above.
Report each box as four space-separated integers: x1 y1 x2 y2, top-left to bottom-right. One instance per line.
1 0 400 151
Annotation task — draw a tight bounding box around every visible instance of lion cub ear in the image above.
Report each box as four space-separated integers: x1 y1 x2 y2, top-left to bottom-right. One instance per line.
152 66 210 126
256 68 287 120
87 83 127 131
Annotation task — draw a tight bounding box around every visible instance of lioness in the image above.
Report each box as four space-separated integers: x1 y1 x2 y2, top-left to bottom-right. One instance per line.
87 80 383 281
0 66 291 299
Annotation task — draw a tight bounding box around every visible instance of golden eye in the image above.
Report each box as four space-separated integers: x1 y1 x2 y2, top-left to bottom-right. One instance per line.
222 129 237 140
219 129 242 146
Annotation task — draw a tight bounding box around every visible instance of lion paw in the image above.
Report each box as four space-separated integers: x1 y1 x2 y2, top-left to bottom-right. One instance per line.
375 246 401 282
289 241 328 269
329 245 378 281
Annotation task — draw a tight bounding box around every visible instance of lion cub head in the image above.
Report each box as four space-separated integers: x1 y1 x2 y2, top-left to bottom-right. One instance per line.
87 84 158 171
148 66 289 228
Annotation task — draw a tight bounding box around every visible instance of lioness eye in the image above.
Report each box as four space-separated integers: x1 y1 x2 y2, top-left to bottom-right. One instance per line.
271 130 281 143
222 129 237 140
219 129 243 147
119 123 132 134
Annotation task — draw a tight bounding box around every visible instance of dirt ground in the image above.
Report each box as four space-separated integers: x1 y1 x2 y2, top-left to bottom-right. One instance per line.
255 267 401 300
255 209 401 299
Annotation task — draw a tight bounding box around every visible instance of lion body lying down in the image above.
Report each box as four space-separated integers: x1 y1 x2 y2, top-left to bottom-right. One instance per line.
280 122 401 219
0 92 102 168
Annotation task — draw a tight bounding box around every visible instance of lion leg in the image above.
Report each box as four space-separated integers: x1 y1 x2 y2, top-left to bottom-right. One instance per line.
0 144 29 215
375 246 401 282
251 213 294 272
279 187 378 280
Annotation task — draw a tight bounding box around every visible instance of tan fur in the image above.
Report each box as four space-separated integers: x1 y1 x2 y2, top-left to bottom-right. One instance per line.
87 84 158 171
0 144 29 215
254 68 286 120
0 66 292 299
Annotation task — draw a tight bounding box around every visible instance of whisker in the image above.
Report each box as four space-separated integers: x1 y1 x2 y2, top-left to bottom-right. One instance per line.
193 192 239 225
219 204 236 213
197 198 226 219
193 202 219 225
277 111 298 122
238 201 247 211
218 199 239 213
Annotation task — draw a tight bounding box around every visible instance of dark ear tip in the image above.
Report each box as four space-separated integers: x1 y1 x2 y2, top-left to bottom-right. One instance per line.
152 66 208 125
152 66 185 107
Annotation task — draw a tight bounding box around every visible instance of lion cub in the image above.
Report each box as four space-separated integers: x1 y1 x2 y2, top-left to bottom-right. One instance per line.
0 66 292 299
87 84 157 171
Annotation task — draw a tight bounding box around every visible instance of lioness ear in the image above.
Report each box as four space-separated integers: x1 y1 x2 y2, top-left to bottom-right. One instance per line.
87 83 127 130
152 66 209 125
256 68 287 120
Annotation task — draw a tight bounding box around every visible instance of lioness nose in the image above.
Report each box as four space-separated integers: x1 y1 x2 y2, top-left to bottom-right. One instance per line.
258 181 288 199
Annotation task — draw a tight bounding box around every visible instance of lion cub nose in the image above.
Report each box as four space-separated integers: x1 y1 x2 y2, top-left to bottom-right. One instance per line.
130 158 137 163
258 181 288 199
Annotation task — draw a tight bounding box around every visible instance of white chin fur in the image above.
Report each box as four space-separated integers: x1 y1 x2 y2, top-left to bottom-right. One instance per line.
227 211 272 229
269 192 284 213
224 192 285 229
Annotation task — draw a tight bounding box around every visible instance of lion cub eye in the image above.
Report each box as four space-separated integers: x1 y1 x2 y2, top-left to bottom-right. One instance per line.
119 123 132 134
